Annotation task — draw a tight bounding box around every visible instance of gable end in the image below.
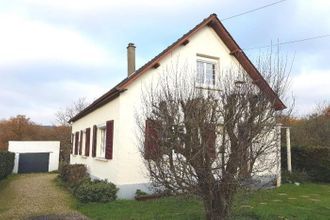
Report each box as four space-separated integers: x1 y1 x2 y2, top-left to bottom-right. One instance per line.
69 13 285 123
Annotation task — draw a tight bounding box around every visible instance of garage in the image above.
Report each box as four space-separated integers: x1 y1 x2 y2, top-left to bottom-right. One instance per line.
8 141 60 174
18 153 50 173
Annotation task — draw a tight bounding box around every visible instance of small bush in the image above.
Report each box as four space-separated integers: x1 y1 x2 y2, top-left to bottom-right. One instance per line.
75 179 119 203
135 189 148 197
59 164 87 187
0 151 15 180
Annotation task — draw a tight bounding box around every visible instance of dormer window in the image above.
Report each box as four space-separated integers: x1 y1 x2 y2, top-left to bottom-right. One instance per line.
197 60 216 87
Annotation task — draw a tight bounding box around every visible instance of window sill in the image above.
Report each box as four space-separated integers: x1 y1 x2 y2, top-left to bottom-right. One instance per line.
195 85 221 91
94 157 108 162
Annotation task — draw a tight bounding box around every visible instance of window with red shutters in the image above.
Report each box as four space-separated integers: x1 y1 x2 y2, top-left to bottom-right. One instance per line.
92 125 97 157
79 130 83 155
105 120 114 160
74 131 79 155
144 119 161 160
85 128 91 156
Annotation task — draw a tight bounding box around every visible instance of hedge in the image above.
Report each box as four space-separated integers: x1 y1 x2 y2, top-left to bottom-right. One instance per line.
281 146 330 182
59 164 118 203
0 151 15 180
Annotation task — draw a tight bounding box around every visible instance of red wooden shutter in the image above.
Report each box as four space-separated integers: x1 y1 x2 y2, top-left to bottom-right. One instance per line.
92 125 97 157
238 125 249 177
71 133 74 154
74 131 79 155
79 130 83 155
204 125 216 160
85 128 91 156
105 120 114 159
144 119 161 160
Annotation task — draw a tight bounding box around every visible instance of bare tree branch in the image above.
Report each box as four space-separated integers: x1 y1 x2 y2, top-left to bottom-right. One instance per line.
136 53 291 220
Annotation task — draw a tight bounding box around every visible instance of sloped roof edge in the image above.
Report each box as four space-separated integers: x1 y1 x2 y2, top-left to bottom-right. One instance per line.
69 13 285 123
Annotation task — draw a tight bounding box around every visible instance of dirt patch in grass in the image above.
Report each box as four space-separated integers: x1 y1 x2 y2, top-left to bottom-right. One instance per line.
0 173 88 220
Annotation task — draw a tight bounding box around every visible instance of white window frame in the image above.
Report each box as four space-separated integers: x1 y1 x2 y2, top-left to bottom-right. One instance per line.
97 124 106 158
196 59 216 88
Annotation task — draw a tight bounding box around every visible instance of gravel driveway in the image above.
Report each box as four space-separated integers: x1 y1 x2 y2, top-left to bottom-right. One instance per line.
0 173 88 220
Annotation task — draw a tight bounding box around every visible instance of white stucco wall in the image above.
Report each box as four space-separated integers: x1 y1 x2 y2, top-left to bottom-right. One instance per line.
70 95 123 183
249 124 282 187
116 26 244 187
8 141 60 173
70 26 280 198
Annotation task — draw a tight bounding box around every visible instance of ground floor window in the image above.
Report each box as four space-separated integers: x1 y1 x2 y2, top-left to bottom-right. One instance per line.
98 126 106 158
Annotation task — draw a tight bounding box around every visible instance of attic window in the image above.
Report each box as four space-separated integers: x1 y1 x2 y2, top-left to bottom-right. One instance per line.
197 60 216 87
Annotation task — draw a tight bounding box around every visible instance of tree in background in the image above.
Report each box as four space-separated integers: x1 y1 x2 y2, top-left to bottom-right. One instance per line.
0 98 88 162
54 97 89 162
0 115 38 151
55 97 89 126
137 55 290 219
288 103 330 148
0 115 69 161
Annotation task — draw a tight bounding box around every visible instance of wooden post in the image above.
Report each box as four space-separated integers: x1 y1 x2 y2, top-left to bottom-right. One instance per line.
286 127 292 173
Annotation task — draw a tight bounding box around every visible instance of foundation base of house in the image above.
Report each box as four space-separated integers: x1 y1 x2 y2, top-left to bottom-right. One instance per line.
241 175 278 189
89 174 280 199
90 174 153 199
117 182 154 199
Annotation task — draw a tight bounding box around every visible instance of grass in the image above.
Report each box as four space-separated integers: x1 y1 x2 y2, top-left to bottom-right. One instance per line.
75 183 330 220
236 183 330 220
2 174 329 219
0 175 15 214
76 196 204 220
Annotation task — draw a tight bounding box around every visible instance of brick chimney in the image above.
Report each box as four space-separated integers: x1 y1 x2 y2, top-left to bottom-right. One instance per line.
127 43 136 76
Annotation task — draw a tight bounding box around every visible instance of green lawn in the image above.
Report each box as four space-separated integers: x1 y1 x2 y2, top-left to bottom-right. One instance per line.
76 196 203 220
236 183 330 220
75 183 330 220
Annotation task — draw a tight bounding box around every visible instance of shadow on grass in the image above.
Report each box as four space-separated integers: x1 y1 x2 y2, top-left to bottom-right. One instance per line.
26 214 89 220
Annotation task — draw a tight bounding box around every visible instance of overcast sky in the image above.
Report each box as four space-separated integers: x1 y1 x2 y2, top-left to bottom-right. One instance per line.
0 0 329 125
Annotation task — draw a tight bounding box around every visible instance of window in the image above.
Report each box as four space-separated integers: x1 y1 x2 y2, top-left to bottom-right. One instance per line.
94 121 114 160
197 60 216 86
98 126 106 158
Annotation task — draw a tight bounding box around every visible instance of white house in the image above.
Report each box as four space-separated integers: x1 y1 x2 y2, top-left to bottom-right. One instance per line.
8 141 60 174
69 14 285 199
